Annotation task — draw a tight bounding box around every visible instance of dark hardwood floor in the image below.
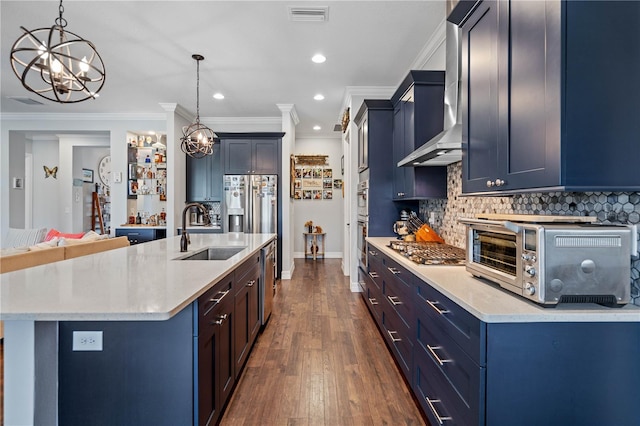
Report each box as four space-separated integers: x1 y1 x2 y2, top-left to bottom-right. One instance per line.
0 259 424 426
220 259 425 425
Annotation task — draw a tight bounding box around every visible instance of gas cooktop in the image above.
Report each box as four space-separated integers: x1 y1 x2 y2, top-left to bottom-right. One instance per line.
388 241 466 266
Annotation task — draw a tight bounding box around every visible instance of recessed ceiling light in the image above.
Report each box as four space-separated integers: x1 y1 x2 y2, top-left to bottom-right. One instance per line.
313 125 321 131
314 94 324 101
312 54 326 63
213 93 224 100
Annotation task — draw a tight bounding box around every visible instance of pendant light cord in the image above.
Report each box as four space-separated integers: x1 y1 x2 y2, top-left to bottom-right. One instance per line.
196 58 201 124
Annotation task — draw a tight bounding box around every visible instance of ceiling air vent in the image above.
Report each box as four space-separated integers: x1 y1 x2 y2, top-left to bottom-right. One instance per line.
333 124 342 132
288 6 329 22
9 96 44 105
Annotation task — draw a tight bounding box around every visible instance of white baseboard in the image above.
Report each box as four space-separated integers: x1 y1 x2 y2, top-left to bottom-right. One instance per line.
350 280 362 292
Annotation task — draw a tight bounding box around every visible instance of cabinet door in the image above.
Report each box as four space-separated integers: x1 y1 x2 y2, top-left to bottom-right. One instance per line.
500 0 560 190
186 147 223 201
252 139 279 174
224 139 252 174
392 104 408 199
461 0 501 193
233 262 260 375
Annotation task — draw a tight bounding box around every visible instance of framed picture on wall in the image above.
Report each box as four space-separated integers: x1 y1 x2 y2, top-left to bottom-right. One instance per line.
82 168 94 183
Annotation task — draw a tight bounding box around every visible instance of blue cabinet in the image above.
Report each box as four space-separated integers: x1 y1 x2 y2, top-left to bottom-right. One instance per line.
355 100 399 237
391 71 448 200
186 145 223 202
365 243 640 425
223 138 279 175
460 0 640 194
115 227 166 245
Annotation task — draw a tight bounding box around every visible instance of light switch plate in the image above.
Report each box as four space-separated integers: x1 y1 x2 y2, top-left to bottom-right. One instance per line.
113 171 122 183
72 331 103 351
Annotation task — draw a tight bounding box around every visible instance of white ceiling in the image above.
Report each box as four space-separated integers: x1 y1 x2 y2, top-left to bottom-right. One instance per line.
1 1 446 137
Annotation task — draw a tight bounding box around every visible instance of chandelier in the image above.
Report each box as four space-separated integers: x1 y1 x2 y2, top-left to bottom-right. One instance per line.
9 0 106 103
180 54 216 158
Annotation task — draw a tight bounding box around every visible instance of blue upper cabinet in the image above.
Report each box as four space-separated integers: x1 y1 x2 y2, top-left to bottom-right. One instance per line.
391 71 448 200
459 0 640 194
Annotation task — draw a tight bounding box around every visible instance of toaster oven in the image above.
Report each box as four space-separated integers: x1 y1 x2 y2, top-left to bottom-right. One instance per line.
459 215 637 306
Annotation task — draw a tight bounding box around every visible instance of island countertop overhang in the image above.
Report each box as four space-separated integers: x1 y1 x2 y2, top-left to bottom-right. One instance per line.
0 233 276 321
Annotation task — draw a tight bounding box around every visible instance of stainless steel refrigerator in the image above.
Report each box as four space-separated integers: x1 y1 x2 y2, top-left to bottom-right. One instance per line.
223 175 277 233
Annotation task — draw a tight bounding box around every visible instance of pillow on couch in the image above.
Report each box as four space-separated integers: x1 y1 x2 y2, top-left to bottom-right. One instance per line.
29 237 61 251
3 227 47 249
44 228 85 241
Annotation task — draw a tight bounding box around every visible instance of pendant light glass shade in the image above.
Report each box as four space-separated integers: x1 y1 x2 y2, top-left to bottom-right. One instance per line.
181 54 216 158
9 0 105 103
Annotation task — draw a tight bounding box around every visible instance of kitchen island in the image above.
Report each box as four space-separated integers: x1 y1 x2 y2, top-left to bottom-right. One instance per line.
365 237 640 426
1 233 275 426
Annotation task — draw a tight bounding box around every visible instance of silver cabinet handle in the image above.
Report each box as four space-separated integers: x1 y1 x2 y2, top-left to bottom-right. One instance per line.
387 267 401 275
369 250 377 256
426 345 452 366
368 271 379 279
212 313 228 325
387 330 402 342
495 178 506 187
209 290 230 304
425 397 452 424
368 298 378 306
246 280 256 287
387 295 402 306
426 299 449 315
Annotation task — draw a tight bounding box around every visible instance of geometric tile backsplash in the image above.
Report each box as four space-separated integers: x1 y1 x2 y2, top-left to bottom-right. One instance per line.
419 161 640 306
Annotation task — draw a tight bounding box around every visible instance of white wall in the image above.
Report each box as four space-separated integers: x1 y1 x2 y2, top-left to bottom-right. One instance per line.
293 136 343 258
31 137 60 230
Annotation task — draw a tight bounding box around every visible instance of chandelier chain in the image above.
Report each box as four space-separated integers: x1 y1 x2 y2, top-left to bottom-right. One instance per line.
55 0 67 28
196 57 201 123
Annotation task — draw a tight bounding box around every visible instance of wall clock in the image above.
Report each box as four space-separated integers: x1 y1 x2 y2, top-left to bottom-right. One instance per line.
98 155 111 187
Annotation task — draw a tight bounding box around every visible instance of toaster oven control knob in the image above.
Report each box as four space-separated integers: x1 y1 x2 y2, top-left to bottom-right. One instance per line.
521 253 532 261
525 282 536 296
525 266 536 277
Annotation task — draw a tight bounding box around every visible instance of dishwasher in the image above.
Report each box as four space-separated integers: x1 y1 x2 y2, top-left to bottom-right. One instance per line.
260 239 276 325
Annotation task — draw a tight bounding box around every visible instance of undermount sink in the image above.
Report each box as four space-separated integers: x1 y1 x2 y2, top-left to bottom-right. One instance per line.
175 246 246 261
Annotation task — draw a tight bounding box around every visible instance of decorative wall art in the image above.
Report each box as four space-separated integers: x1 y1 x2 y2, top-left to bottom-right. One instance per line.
291 154 338 200
82 168 94 183
43 165 58 179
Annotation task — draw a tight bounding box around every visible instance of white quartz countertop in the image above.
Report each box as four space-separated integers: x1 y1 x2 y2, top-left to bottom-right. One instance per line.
367 237 640 323
0 233 276 321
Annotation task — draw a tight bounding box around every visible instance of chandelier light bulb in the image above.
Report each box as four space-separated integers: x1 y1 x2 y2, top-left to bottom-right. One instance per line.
51 59 62 73
79 56 90 72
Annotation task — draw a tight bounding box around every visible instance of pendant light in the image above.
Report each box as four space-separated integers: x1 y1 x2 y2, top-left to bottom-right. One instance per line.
180 54 216 158
9 0 106 103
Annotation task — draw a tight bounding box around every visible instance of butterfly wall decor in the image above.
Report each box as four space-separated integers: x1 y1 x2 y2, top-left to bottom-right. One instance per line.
43 166 58 179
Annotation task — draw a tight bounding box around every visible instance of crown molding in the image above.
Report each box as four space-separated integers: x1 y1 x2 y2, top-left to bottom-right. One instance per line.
199 116 281 126
0 112 166 121
276 104 300 126
159 102 193 122
339 86 396 120
410 18 446 70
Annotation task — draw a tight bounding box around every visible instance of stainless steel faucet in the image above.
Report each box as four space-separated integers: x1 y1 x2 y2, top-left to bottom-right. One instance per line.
181 202 207 252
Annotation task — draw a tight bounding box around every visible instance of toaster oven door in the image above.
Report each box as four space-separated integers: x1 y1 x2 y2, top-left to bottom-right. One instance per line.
465 224 523 294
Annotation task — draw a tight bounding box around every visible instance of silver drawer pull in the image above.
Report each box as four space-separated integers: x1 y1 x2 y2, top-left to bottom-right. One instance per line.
426 345 452 366
212 313 228 325
387 267 401 275
387 330 402 342
425 397 452 424
369 250 378 256
209 290 230 304
246 280 256 287
426 299 449 315
387 295 402 306
368 297 378 306
368 271 379 279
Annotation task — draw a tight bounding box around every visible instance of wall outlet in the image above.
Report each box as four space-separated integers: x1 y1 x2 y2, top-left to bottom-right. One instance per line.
72 331 103 351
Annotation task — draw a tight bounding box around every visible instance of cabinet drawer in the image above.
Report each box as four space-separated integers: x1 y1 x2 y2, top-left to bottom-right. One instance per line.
416 315 484 423
367 254 384 291
416 280 485 365
359 267 382 322
382 276 414 330
115 228 155 244
235 253 261 282
382 307 413 379
198 273 234 333
415 347 483 426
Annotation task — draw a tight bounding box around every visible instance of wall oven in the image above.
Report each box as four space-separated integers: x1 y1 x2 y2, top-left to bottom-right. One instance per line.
460 215 636 306
357 180 368 218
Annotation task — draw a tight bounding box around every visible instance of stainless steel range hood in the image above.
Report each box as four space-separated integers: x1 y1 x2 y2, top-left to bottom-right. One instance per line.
398 22 462 167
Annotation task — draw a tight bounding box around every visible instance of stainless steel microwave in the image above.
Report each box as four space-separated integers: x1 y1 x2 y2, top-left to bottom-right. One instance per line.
459 216 637 306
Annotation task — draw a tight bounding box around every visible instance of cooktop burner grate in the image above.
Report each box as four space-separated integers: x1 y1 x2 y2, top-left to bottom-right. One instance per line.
388 241 466 265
